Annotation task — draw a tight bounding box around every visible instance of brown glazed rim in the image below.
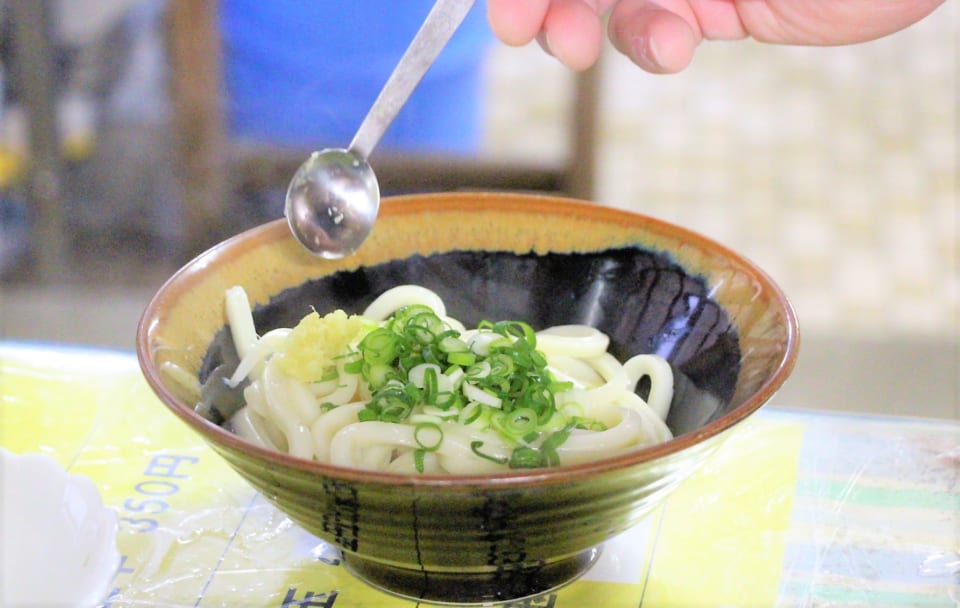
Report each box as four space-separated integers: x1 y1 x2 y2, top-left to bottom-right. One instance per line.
137 192 800 489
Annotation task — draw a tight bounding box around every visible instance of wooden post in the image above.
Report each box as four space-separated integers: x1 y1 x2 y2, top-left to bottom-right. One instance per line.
166 0 228 253
9 0 67 282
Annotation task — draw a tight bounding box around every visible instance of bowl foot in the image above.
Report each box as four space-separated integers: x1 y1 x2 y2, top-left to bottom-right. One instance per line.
342 546 601 606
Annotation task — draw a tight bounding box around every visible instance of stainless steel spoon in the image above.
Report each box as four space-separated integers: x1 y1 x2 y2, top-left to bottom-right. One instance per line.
284 0 477 258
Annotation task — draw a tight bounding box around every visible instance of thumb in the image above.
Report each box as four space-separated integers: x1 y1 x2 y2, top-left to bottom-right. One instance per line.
608 1 700 73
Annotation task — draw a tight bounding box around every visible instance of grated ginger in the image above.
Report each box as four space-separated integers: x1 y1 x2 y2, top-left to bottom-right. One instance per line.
277 309 366 382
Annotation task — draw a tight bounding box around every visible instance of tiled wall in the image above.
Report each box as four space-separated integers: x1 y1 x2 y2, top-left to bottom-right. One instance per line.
484 4 957 339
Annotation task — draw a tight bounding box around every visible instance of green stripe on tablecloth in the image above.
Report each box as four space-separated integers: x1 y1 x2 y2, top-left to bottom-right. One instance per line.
795 478 959 511
781 581 955 607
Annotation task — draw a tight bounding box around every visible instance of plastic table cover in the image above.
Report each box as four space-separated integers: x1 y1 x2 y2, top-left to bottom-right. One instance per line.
1 342 957 607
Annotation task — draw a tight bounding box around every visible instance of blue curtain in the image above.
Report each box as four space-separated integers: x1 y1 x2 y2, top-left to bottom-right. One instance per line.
219 0 492 154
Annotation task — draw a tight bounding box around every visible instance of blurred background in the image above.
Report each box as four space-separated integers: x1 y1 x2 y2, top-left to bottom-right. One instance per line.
0 0 956 419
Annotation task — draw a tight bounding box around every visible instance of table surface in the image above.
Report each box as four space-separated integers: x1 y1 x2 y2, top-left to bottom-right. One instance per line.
1 342 958 608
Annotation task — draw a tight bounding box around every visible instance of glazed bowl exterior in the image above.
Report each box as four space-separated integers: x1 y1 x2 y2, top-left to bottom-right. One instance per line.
136 192 798 604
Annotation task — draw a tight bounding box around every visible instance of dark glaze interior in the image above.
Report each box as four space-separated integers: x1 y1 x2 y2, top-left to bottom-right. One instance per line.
199 247 741 439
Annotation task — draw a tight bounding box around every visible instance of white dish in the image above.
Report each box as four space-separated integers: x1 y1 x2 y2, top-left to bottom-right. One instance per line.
1 448 120 608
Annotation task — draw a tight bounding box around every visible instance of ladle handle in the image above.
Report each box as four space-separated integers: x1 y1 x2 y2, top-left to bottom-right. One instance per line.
348 0 477 160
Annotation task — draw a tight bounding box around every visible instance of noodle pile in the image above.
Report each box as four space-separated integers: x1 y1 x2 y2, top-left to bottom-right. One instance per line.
221 285 673 474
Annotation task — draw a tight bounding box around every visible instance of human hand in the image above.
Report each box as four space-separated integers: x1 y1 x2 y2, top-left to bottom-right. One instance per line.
486 0 946 73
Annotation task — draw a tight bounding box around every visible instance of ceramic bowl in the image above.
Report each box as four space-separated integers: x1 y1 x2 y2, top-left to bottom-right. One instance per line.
137 192 798 604
0 448 120 608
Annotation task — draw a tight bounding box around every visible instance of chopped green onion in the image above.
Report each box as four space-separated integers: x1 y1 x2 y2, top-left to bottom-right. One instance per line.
465 360 491 379
537 425 574 467
347 305 584 470
505 407 538 435
438 335 469 353
470 440 507 465
422 366 439 404
367 386 413 423
343 358 364 375
463 382 502 408
365 362 397 389
414 422 444 452
447 351 476 366
536 404 557 426
460 401 483 425
487 353 515 377
315 366 339 382
408 413 443 425
406 325 435 345
421 405 459 420
433 390 462 410
509 446 542 468
380 404 411 423
359 328 400 364
573 416 608 432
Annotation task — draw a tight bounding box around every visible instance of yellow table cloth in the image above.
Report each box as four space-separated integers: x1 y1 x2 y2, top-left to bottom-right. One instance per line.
1 343 957 607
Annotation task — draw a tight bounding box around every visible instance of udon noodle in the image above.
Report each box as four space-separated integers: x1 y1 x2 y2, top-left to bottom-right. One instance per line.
220 285 674 474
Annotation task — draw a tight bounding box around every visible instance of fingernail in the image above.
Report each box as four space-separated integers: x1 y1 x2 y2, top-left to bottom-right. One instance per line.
632 35 662 69
537 30 555 57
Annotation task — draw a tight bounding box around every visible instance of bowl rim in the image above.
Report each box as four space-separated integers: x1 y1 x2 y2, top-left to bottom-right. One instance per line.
136 192 799 488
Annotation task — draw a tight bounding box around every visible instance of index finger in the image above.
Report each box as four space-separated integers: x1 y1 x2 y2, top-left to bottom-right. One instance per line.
487 0 552 45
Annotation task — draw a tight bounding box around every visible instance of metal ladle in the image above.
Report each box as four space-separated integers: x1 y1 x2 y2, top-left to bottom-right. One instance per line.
284 0 477 258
